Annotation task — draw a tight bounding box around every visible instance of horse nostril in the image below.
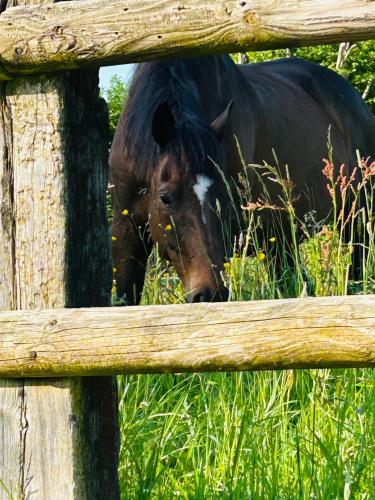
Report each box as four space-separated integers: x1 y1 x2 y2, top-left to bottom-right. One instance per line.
197 292 209 303
187 287 212 303
187 286 229 303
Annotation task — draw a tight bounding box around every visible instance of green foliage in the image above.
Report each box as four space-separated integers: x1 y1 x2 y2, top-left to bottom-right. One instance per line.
104 75 128 141
241 41 375 113
103 75 128 220
119 369 375 499
116 151 375 498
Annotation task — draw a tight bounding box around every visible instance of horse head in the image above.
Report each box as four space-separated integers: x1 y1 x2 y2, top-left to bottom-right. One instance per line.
148 100 235 302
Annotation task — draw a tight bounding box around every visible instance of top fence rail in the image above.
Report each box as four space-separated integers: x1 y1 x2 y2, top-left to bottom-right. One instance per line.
0 0 374 80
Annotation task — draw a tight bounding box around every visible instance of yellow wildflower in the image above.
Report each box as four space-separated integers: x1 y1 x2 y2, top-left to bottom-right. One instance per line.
113 267 117 273
111 236 117 241
165 224 172 231
223 262 231 270
269 237 276 243
122 209 129 216
257 251 266 261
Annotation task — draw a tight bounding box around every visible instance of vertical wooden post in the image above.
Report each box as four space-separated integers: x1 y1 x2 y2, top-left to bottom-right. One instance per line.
0 2 119 497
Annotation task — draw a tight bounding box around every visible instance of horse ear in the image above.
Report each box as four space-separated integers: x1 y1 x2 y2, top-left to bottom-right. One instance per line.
210 100 234 140
152 101 176 148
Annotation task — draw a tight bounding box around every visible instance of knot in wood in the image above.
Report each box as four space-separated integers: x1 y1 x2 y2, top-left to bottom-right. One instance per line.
245 11 259 26
29 351 37 360
53 25 64 36
14 47 23 55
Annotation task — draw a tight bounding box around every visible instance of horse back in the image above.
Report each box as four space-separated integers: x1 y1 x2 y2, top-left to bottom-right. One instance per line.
239 57 375 162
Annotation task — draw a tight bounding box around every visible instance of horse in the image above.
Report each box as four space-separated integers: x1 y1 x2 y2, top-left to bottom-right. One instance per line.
109 54 375 305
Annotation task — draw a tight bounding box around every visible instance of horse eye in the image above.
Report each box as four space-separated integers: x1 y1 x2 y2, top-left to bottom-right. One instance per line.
160 194 171 206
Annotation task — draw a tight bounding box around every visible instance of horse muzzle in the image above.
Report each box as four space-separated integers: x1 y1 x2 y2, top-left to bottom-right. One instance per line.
186 286 229 303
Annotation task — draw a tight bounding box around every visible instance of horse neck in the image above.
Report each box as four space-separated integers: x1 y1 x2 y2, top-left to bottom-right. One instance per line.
187 56 241 123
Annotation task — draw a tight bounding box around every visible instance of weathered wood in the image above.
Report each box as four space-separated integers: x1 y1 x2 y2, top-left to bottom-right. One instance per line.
0 3 119 493
1 296 375 377
0 84 15 311
0 0 374 79
0 11 23 491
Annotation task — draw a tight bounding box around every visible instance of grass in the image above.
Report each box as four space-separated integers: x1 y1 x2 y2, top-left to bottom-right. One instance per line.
116 153 375 499
118 370 375 499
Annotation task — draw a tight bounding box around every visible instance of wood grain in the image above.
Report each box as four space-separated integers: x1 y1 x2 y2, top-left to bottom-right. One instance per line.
0 11 118 496
0 17 22 492
1 296 375 377
0 69 76 499
0 0 374 79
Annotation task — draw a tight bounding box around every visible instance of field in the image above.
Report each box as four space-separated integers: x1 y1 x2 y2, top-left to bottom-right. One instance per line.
115 154 375 498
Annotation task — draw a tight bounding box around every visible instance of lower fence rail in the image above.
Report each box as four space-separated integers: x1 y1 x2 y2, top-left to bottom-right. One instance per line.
1 295 375 378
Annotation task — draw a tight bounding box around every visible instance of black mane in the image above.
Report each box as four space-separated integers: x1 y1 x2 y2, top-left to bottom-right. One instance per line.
122 55 234 181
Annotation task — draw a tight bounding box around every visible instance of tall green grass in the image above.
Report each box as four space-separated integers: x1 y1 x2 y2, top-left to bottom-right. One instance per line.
119 370 375 499
116 154 375 499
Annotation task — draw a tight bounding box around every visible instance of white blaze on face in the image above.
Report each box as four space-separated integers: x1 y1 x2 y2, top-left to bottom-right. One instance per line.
193 174 213 224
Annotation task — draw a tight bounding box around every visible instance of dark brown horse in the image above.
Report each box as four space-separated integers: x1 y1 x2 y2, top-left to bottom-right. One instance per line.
109 55 375 304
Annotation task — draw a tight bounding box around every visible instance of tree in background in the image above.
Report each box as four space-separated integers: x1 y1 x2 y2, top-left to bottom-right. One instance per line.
103 75 128 217
238 41 375 113
104 75 128 142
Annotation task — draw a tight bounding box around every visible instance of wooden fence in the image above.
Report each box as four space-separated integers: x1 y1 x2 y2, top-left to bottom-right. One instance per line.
1 296 375 378
0 0 375 498
0 0 375 79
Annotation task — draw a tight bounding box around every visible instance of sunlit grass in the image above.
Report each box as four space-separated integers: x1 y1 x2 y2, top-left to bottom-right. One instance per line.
117 154 375 499
119 370 375 499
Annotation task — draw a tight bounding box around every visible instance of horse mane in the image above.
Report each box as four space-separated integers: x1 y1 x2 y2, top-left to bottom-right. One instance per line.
122 55 234 182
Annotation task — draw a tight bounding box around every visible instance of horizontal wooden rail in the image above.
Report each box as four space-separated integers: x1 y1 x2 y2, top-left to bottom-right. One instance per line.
1 296 375 377
0 0 374 80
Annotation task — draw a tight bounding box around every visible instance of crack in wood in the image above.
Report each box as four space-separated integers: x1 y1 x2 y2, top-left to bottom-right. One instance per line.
19 384 28 499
